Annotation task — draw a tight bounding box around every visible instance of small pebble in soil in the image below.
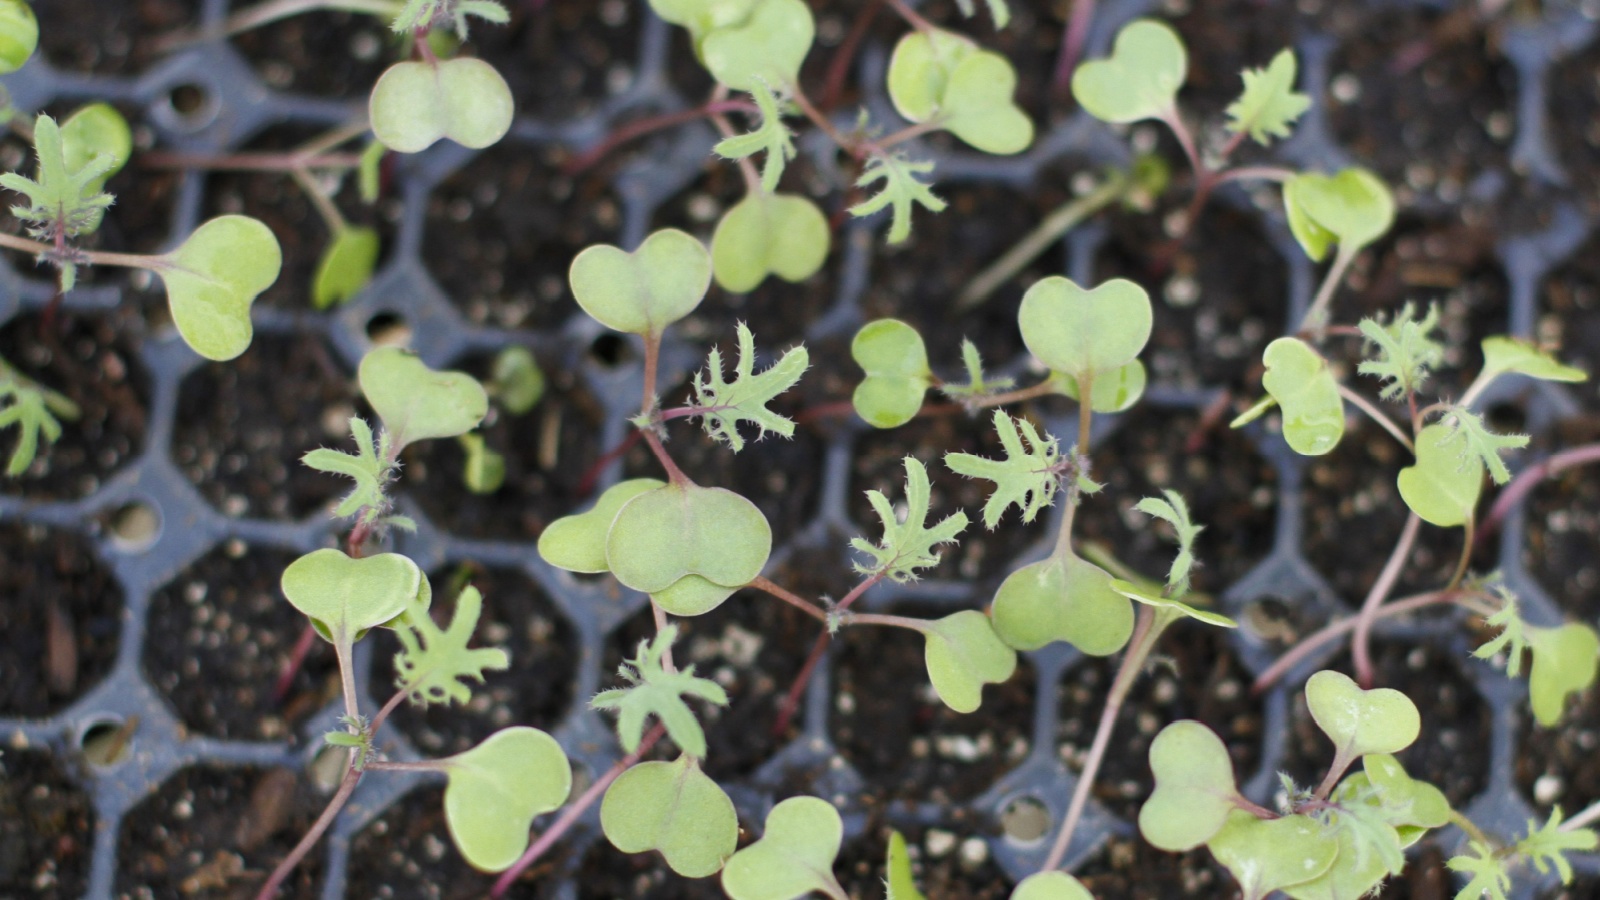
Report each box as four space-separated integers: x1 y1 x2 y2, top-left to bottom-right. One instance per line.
926 830 956 858
1535 773 1564 805
959 837 988 871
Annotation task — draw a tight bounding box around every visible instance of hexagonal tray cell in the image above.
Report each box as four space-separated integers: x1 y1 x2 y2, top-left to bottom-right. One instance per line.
1076 404 1277 596
1277 641 1492 811
346 785 498 900
835 823 1013 900
1069 835 1230 900
34 0 198 76
115 765 327 899
0 521 121 717
1094 204 1286 391
197 125 392 312
371 565 577 757
227 9 391 98
172 329 354 520
143 541 338 742
1521 419 1600 623
421 144 622 332
401 350 604 542
0 310 150 500
1056 628 1263 824
0 748 94 898
1320 4 1512 191
832 601 1035 805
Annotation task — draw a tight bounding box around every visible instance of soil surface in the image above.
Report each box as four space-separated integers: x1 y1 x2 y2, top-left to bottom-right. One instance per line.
0 750 94 899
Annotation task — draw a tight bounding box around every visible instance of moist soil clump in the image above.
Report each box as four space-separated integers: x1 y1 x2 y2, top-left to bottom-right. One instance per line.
346 786 495 900
0 749 94 899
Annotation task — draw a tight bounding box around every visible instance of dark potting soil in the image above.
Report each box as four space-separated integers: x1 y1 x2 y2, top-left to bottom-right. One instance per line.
1521 418 1600 623
142 542 338 742
467 0 643 125
0 310 149 501
33 0 197 77
834 823 1014 900
0 521 121 718
171 329 354 521
114 765 326 900
345 785 496 900
0 749 94 899
1548 40 1600 215
370 566 578 757
1541 230 1600 414
228 10 392 98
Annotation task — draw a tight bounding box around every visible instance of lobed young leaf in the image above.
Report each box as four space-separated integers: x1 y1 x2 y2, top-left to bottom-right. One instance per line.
1396 423 1483 528
1528 622 1600 727
1438 405 1527 486
945 410 1061 529
601 754 738 877
1446 841 1511 900
1357 303 1444 402
370 58 514 153
885 831 927 900
990 551 1133 654
359 347 489 449
1261 337 1344 456
0 360 78 477
1515 807 1599 884
312 226 380 309
922 610 1017 713
1017 277 1152 380
721 796 847 900
693 323 808 451
712 80 794 193
570 228 712 336
1 114 115 247
851 456 967 583
302 416 396 521
1225 49 1310 145
849 153 946 244
711 192 829 292
391 0 510 38
851 319 933 428
442 726 570 872
1139 720 1240 851
538 478 665 574
1071 19 1187 124
393 583 509 706
1473 584 1531 677
591 625 729 758
941 339 1015 401
1132 489 1204 596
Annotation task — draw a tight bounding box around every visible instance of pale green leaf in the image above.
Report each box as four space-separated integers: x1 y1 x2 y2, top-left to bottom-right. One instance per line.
313 226 380 309
850 456 968 583
991 551 1133 655
443 726 570 872
940 339 1015 400
1516 807 1599 883
1109 579 1237 628
849 153 945 244
1473 585 1530 678
922 610 1017 713
1071 19 1187 124
1439 406 1527 486
711 192 829 292
601 755 738 877
1132 489 1204 596
721 797 846 900
1225 49 1310 145
700 0 814 91
692 323 808 451
301 416 396 520
0 0 37 73
369 58 513 153
393 583 508 706
0 360 77 478
1207 810 1338 900
538 478 664 574
1357 302 1444 402
886 831 926 900
886 30 1032 154
489 346 544 414
279 548 421 645
1397 423 1483 528
360 347 488 448
1010 872 1093 900
851 319 932 428
570 228 711 335
1 114 115 245
606 482 772 596
945 410 1061 529
591 625 729 758
1528 623 1600 727
1304 669 1420 760
1052 360 1146 413
160 215 283 361
1139 720 1239 851
1261 337 1344 456
1283 167 1395 261
712 80 793 192
1447 841 1510 900
1478 336 1587 385
1017 276 1152 379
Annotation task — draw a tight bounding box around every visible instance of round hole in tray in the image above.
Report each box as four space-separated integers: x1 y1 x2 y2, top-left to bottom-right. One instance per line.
109 499 161 553
1000 793 1051 846
364 311 412 347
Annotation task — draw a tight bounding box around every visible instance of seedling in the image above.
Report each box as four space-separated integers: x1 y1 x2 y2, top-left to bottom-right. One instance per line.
0 354 78 476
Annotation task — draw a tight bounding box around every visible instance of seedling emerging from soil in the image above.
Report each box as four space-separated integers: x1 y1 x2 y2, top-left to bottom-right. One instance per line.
0 355 78 476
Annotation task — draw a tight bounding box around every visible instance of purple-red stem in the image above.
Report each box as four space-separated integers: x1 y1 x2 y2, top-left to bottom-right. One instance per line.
563 100 758 177
1474 443 1600 552
1351 513 1422 687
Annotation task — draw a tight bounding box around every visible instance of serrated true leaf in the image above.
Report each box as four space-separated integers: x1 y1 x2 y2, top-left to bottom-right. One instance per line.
1357 303 1443 402
1473 585 1530 677
850 153 945 244
699 0 814 91
280 549 421 645
0 362 77 477
1018 277 1152 379
1226 49 1310 145
693 323 808 450
1010 872 1093 900
712 80 793 192
538 479 665 574
1478 336 1587 384
1071 19 1187 124
313 226 379 309
1516 807 1599 883
922 610 1017 713
359 347 488 448
941 339 1015 400
711 192 829 292
1132 489 1204 596
570 228 712 335
592 625 729 758
1207 810 1338 900
606 482 772 597
851 319 932 428
721 797 846 900
1397 423 1482 528
1447 841 1510 900
946 411 1061 529
369 58 513 153
1139 720 1240 851
886 831 926 900
393 584 509 706
302 416 395 520
443 727 570 872
1283 168 1395 262
850 456 968 583
1261 337 1344 456
991 551 1134 654
601 755 738 877
1305 669 1420 760
0 114 115 246
1439 406 1527 486
1528 623 1600 727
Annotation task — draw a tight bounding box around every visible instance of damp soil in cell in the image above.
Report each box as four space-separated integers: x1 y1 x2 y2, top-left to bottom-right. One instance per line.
1515 683 1600 830
371 566 577 757
1547 40 1600 215
114 765 326 900
0 310 150 501
33 0 198 76
345 785 499 900
1056 628 1263 825
171 329 354 520
143 542 338 742
466 0 643 124
1521 418 1600 623
832 601 1035 805
0 521 121 718
1278 642 1493 811
227 9 392 98
834 823 1013 900
0 749 95 899
1538 230 1600 413
574 836 728 900
421 144 624 332
401 350 604 541
1071 835 1228 900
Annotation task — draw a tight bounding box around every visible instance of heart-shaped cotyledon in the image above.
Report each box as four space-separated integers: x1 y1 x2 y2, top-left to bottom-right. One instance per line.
368 58 513 153
1070 19 1187 123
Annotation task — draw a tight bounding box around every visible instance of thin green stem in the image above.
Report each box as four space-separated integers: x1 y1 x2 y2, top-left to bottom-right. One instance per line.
845 611 930 632
747 576 830 623
965 380 1060 410
291 167 347 232
1299 244 1359 337
1313 747 1357 801
0 231 161 271
1451 810 1496 847
332 636 361 722
1337 384 1414 453
365 758 450 773
1445 517 1474 591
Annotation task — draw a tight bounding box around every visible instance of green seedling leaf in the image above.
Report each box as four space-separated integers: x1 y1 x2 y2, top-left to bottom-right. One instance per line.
700 0 814 91
851 319 932 428
1283 168 1395 262
1447 842 1510 900
393 583 508 705
359 347 488 448
570 228 712 335
1018 277 1153 379
392 0 509 38
886 831 926 900
358 140 385 202
886 30 1033 154
713 80 793 192
850 456 968 583
1054 360 1146 413
0 360 78 477
60 103 132 233
1305 669 1420 761
941 339 1015 400
991 551 1134 654
1207 810 1337 900
952 0 1011 28
1 114 115 266
1528 623 1600 727
1139 720 1241 851
946 410 1061 529
1439 406 1527 486
1358 753 1451 834
303 417 396 520
280 548 421 644
649 0 760 37
369 58 513 153
1279 816 1393 900
1226 49 1310 145
0 0 37 72
1474 585 1531 677
650 573 743 618
606 481 772 596
1110 579 1237 628
312 226 380 309
538 478 664 574
849 153 945 244
443 726 570 872
601 755 738 877
1010 872 1094 900
1478 336 1587 384
1131 489 1204 596
592 625 729 758
1397 423 1482 528
923 610 1017 713
1261 337 1344 456
711 192 829 292
1357 303 1443 401
1517 807 1599 883
1071 19 1186 124
489 345 544 414
693 324 809 450
159 215 282 361
721 796 846 900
